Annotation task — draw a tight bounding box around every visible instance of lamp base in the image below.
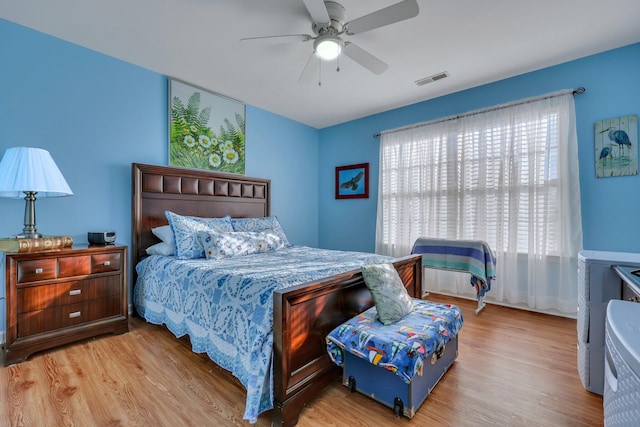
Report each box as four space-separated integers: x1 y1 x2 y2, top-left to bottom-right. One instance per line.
20 190 42 240
16 232 43 239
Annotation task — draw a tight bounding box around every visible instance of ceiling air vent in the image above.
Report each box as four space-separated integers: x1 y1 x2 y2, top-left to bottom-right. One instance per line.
415 71 449 86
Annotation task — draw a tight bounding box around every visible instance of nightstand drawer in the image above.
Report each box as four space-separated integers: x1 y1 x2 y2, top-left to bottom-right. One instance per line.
58 255 91 277
17 277 121 313
18 282 72 313
17 295 122 337
18 302 84 337
17 259 57 283
91 253 121 273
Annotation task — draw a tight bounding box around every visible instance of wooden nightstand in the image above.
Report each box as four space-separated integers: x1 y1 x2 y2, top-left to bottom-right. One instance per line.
3 244 129 365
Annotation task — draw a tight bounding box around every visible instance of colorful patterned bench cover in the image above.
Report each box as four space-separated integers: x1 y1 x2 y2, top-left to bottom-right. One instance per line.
326 299 463 384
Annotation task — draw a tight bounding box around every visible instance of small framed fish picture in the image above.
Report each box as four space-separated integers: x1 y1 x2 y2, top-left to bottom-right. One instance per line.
336 163 369 199
595 115 638 178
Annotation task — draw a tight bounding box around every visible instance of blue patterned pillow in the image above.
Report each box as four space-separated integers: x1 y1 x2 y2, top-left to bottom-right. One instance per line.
361 263 414 325
230 216 291 247
198 230 286 259
165 211 233 259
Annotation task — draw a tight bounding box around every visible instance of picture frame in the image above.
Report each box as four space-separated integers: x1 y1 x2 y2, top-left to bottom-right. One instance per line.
335 163 369 199
594 114 638 178
169 78 246 174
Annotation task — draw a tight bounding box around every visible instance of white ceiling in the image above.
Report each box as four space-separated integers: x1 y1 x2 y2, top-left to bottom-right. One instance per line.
3 0 640 129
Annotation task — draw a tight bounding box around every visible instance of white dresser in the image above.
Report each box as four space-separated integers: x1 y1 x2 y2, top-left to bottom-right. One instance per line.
604 300 640 426
577 250 640 395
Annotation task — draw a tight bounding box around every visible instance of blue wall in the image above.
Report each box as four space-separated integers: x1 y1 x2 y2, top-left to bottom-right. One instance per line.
2 16 640 263
245 105 319 246
319 42 640 254
0 18 320 257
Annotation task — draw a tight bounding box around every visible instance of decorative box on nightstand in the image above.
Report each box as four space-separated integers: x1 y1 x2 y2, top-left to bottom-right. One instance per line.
3 244 129 365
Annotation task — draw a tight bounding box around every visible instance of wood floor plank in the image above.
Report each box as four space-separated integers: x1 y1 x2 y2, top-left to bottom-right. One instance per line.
0 294 604 426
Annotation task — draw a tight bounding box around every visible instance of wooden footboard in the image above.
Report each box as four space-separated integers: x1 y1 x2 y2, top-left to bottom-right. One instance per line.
272 254 422 426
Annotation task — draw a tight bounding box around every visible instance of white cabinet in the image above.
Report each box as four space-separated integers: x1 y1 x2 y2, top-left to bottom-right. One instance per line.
577 250 640 395
604 300 640 425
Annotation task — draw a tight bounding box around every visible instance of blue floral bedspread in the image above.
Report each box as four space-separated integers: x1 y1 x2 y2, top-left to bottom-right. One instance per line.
134 246 391 423
326 300 463 383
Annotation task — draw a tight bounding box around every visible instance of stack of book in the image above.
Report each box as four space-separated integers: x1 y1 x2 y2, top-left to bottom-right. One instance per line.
0 236 74 253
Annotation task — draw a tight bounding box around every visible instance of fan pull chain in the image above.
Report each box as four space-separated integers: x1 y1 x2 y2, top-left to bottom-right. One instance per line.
337 54 340 72
318 57 322 86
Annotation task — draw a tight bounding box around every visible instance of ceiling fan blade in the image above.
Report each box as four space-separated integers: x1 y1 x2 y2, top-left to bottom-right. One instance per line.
240 34 312 45
343 42 388 74
302 0 330 25
298 53 320 84
346 0 419 34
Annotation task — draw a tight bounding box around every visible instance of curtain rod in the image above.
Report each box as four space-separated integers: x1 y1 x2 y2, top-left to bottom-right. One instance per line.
373 87 586 139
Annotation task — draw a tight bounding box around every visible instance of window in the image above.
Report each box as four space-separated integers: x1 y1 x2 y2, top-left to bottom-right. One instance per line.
376 91 582 315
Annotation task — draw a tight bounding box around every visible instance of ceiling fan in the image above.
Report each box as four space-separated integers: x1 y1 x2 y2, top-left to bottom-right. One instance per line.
240 0 420 84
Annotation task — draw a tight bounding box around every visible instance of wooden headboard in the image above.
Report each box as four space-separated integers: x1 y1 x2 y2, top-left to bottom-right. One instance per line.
132 163 271 267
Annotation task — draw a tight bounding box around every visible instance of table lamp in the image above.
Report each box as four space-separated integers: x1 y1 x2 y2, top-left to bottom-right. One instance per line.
0 147 73 238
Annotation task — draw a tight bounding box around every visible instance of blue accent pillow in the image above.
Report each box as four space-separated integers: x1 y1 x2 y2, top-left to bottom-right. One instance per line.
165 211 233 259
198 230 286 259
230 216 291 247
361 262 414 325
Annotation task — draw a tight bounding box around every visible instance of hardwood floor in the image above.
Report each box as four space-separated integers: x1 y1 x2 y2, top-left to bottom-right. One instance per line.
0 294 603 426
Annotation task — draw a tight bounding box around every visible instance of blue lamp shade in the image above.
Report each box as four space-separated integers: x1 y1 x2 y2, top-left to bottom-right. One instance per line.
0 147 73 198
0 147 73 238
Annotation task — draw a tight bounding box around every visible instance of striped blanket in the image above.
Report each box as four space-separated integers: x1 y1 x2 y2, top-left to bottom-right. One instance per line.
411 238 496 298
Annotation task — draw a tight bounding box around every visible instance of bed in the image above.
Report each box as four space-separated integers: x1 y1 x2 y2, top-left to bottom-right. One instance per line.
131 163 423 426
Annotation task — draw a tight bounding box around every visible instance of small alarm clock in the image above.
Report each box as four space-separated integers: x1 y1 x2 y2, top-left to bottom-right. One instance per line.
88 231 116 245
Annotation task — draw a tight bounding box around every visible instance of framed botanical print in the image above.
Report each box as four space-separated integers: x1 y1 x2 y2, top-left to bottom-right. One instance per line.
335 163 369 199
169 78 246 174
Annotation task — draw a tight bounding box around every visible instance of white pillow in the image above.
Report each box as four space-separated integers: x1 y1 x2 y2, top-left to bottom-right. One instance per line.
146 225 176 256
146 242 175 256
152 225 174 244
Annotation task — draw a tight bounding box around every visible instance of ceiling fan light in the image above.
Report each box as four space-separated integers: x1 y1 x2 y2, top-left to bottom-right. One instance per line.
315 36 342 60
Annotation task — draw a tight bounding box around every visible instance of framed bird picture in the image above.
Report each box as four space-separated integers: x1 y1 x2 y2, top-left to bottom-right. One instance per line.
336 163 369 199
594 114 638 178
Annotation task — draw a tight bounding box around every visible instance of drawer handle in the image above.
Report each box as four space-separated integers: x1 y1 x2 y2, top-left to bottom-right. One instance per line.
69 289 82 296
35 268 43 274
103 261 111 266
69 311 81 319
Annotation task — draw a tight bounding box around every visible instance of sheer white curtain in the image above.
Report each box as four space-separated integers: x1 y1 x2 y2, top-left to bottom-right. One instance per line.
375 91 583 316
